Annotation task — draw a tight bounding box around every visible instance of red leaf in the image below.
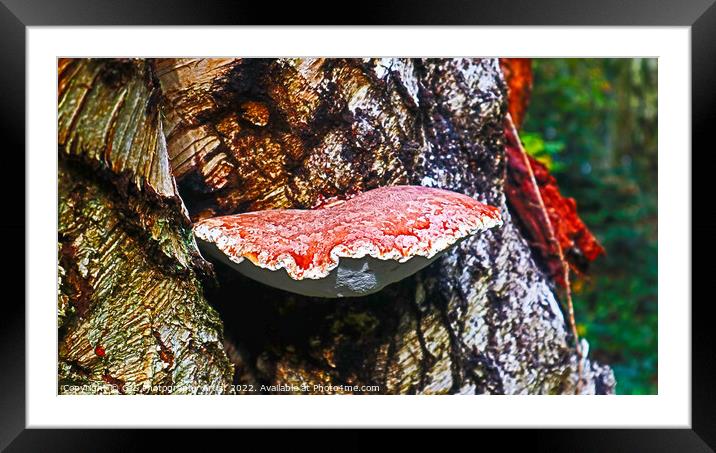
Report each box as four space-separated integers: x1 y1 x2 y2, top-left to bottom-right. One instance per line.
504 120 604 286
499 58 533 129
528 153 605 265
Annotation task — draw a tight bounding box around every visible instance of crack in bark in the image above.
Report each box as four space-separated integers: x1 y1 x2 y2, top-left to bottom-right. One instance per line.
59 58 616 395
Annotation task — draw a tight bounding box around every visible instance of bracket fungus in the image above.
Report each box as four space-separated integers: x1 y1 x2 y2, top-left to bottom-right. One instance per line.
194 185 502 298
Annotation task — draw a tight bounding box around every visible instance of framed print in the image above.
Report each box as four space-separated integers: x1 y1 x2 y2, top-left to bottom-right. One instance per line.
1 0 713 449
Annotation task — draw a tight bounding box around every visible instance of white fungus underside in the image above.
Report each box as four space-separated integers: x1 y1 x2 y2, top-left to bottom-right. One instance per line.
198 239 446 298
194 215 502 298
194 215 502 280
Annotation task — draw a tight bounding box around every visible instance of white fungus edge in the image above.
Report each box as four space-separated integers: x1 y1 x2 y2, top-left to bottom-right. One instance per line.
194 214 503 281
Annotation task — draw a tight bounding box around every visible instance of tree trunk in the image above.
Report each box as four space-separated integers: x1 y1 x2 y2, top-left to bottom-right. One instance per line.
57 59 233 394
58 57 615 395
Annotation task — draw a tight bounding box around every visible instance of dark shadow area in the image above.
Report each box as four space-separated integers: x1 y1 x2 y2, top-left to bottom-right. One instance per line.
204 255 419 392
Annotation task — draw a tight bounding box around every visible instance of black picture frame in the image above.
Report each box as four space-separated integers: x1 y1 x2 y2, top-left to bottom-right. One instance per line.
2 0 712 450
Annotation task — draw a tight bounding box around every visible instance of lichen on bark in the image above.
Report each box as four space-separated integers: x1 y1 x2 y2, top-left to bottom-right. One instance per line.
153 57 615 394
57 57 615 395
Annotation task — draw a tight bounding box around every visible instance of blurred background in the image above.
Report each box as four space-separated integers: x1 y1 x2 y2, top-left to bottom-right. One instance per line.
522 58 658 394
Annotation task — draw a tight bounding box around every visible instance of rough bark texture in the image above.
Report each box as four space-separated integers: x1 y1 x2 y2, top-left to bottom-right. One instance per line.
57 57 615 395
58 59 233 394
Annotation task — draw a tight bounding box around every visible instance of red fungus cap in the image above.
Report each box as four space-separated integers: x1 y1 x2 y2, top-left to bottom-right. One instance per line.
194 185 502 297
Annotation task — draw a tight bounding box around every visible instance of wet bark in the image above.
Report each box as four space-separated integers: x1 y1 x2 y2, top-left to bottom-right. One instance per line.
58 57 615 395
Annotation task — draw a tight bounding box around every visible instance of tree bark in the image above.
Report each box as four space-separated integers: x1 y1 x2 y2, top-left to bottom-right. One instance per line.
58 57 615 395
58 59 233 394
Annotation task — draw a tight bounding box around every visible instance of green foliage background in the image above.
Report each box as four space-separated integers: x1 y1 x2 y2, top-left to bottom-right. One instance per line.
522 59 658 394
